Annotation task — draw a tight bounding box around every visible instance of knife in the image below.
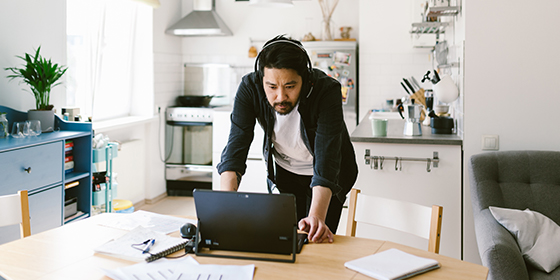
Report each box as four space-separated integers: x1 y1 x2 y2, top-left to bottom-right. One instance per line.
410 76 422 90
403 78 416 93
400 82 411 95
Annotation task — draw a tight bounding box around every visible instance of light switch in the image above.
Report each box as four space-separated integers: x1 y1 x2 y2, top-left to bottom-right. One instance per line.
482 135 499 150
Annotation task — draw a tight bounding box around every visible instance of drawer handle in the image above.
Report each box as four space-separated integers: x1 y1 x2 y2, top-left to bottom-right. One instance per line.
24 167 32 173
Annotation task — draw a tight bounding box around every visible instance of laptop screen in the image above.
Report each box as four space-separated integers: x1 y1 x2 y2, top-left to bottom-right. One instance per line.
193 189 298 255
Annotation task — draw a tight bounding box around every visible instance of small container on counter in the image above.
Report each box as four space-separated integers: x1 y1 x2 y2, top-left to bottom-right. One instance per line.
0 112 8 138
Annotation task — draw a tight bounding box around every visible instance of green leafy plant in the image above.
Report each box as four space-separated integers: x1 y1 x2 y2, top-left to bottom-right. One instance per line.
5 46 68 110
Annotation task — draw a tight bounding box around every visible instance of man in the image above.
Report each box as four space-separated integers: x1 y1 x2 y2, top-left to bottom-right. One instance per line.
217 35 358 243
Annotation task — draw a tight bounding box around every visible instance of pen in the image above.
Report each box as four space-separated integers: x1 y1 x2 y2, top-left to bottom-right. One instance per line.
142 238 155 254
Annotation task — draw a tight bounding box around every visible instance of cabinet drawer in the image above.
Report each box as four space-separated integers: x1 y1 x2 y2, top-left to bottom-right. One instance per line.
0 142 63 195
29 185 63 234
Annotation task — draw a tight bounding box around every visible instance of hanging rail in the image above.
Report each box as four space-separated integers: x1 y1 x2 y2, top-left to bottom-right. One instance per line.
364 150 439 172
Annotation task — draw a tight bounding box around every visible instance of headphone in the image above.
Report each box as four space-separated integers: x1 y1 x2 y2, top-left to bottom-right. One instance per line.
254 39 314 82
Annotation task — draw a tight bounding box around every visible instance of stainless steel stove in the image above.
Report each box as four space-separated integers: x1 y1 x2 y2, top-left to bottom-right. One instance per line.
165 106 214 196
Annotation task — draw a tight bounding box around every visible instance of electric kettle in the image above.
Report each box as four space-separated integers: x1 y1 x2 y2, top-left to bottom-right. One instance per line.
397 101 423 136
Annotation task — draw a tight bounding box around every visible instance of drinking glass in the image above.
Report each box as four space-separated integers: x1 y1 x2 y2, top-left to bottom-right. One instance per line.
27 120 42 136
11 122 30 138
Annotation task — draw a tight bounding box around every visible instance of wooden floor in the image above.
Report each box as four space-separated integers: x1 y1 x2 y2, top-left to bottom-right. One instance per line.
137 195 349 235
137 196 197 217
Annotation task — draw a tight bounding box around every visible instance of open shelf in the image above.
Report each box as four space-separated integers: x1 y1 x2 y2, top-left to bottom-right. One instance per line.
426 6 460 17
65 171 90 183
410 22 450 35
64 211 89 224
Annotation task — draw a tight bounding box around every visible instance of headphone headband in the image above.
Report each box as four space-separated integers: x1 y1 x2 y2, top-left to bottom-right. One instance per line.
254 39 313 77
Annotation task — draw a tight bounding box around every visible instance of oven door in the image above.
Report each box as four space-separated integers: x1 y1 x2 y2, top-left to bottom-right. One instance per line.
165 122 212 183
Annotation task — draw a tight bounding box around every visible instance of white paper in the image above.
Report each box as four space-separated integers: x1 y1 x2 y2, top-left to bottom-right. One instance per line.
104 257 199 280
344 248 440 280
95 226 188 262
103 256 254 280
170 263 255 280
98 210 196 234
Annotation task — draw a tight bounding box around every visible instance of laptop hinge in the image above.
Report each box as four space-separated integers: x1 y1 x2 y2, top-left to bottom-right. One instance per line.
194 221 297 263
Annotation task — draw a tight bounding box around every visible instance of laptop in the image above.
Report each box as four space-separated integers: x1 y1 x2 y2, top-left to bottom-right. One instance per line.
192 189 307 262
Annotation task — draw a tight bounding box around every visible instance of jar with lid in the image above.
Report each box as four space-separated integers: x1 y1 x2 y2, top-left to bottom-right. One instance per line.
0 112 8 138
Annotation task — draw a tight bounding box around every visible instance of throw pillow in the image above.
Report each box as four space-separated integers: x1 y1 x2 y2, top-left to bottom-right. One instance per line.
489 206 560 273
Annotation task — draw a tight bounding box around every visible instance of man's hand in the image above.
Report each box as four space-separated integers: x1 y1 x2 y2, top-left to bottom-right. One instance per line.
299 186 334 243
299 216 334 243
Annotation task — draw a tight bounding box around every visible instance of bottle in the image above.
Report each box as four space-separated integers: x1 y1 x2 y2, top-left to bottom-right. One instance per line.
0 113 8 138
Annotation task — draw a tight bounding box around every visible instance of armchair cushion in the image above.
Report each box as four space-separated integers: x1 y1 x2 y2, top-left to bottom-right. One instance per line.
490 206 560 273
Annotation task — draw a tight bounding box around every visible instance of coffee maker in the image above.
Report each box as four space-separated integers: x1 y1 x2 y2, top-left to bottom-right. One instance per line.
398 100 423 136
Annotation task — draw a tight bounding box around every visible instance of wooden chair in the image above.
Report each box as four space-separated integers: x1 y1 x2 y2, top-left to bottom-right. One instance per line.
0 190 31 238
346 188 443 254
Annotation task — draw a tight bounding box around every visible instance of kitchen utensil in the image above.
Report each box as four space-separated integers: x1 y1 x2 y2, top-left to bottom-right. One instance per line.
433 75 459 103
433 104 449 115
430 116 454 134
410 76 422 90
402 78 416 93
397 102 423 136
421 70 433 83
400 82 411 95
432 69 441 83
434 40 448 65
176 95 215 107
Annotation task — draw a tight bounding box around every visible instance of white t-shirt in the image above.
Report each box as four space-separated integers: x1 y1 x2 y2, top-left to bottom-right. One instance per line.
272 103 314 176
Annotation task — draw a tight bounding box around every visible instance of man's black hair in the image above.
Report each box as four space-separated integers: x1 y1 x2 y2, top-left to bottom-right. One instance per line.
256 35 311 82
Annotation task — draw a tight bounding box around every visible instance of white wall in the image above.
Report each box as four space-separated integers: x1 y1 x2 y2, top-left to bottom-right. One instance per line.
177 0 360 66
0 0 67 113
358 0 435 121
463 0 560 264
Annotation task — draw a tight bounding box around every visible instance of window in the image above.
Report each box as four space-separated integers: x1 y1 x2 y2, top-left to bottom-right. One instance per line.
66 0 154 122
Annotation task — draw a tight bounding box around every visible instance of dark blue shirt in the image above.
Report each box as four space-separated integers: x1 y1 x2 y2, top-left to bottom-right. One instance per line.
217 70 358 202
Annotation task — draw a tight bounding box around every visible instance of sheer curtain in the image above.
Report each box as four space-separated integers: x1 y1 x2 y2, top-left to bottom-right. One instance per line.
67 0 154 121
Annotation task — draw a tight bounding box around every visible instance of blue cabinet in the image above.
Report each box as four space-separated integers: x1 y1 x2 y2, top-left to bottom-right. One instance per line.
0 106 92 245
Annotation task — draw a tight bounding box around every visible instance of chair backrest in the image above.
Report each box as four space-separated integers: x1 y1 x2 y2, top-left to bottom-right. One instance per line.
0 190 31 238
346 188 443 254
469 150 560 225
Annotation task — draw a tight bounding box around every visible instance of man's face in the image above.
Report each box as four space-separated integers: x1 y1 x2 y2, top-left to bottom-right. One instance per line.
263 67 302 115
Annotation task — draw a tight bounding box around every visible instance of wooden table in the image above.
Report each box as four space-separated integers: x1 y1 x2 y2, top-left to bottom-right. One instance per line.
0 214 488 280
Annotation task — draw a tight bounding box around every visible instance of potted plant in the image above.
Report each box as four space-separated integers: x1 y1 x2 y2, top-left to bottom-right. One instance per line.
5 46 68 132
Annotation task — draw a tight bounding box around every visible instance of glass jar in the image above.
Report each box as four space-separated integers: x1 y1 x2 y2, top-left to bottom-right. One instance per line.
0 113 8 138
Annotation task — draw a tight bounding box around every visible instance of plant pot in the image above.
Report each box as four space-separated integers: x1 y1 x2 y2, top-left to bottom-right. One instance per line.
28 109 54 133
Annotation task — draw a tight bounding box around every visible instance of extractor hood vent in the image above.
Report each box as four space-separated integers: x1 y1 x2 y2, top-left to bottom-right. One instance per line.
166 0 232 36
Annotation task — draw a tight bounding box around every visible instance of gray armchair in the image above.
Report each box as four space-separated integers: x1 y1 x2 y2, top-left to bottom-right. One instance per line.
469 151 560 280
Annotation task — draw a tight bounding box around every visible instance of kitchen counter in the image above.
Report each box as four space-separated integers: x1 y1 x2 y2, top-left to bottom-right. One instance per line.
351 112 462 145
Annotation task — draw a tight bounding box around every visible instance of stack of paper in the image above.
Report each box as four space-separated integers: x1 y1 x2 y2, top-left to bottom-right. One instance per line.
95 226 188 262
344 248 440 280
103 256 255 280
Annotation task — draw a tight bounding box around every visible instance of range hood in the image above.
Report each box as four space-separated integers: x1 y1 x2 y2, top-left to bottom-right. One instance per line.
166 0 232 36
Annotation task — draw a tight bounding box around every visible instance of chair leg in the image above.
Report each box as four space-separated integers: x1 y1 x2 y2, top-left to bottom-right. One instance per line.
346 189 360 237
19 190 31 238
428 205 443 254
